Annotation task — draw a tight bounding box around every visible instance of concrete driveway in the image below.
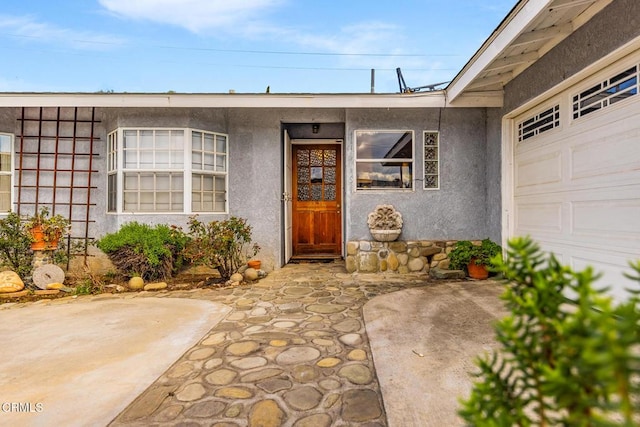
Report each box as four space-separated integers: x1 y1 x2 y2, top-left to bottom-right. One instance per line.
0 297 229 427
365 281 507 427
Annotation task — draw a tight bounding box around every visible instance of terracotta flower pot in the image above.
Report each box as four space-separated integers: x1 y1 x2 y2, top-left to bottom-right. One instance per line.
247 260 261 270
467 258 489 279
29 225 59 251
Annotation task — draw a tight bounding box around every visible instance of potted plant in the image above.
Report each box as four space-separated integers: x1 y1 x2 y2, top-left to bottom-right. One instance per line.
24 207 70 251
448 239 502 279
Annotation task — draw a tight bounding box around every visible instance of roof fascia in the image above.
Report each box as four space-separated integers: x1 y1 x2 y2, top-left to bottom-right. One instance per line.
446 0 551 102
0 92 453 109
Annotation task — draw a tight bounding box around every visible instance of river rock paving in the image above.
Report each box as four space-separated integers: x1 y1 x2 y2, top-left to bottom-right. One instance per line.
106 262 438 426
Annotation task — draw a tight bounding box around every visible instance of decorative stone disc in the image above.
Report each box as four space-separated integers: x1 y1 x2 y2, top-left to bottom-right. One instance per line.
32 264 65 290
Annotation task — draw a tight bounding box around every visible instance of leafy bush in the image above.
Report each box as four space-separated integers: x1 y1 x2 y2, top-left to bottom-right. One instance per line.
459 236 640 426
96 222 189 280
183 216 259 281
449 238 502 272
0 212 34 277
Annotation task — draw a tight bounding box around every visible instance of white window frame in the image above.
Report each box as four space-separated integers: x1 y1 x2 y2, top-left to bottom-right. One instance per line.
354 129 415 191
0 133 13 213
107 127 229 214
423 130 440 190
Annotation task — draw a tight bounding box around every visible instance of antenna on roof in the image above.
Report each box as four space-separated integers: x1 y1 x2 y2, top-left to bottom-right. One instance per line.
396 68 449 93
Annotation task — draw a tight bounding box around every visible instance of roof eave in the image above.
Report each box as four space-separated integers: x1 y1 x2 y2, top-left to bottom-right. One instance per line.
446 0 548 102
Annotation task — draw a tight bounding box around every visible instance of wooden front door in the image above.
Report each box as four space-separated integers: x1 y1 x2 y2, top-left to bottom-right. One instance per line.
292 144 342 257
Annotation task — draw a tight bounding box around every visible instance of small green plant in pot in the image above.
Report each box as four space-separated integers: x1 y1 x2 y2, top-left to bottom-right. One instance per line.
448 239 502 279
24 207 70 251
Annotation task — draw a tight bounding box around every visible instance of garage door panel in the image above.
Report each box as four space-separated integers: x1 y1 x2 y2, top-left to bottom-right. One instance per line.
570 252 636 301
516 150 562 190
570 127 640 182
571 198 640 243
515 201 562 234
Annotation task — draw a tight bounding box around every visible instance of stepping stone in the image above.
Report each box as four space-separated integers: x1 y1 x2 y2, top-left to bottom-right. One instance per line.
249 400 284 427
275 347 320 365
240 368 283 383
283 386 322 410
341 389 382 422
205 369 237 386
307 304 346 314
176 383 207 402
226 341 259 356
183 400 226 418
338 364 373 385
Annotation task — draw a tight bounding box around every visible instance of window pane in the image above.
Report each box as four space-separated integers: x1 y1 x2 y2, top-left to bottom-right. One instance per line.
216 136 226 153
140 151 154 167
124 130 137 149
216 154 226 172
0 135 11 153
139 130 153 149
356 162 413 189
124 151 137 168
171 131 184 149
204 153 215 169
192 152 202 169
192 131 202 150
0 153 11 172
356 131 412 160
155 130 170 149
124 174 138 190
204 134 215 152
215 176 225 191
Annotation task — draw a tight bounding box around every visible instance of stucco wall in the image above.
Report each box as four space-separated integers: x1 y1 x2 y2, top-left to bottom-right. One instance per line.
0 105 494 270
504 0 640 113
344 108 490 241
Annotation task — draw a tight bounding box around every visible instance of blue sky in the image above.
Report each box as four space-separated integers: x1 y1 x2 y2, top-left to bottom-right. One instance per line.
0 0 515 93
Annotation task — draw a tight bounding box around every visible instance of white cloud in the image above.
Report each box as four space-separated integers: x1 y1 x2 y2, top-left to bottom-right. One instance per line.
98 0 284 33
0 15 125 49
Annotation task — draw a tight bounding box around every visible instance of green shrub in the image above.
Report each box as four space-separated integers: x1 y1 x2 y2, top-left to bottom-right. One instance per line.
459 236 640 426
96 222 189 280
183 216 259 281
0 212 34 277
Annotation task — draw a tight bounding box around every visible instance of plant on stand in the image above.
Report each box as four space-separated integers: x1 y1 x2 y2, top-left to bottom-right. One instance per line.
24 207 70 251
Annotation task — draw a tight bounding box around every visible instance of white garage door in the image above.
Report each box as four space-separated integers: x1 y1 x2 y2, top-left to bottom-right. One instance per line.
512 51 640 300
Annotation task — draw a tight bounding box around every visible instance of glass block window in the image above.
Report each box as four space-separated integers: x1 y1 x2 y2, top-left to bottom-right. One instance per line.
107 128 228 213
355 130 413 190
423 131 439 190
573 65 638 119
517 105 560 142
0 134 12 212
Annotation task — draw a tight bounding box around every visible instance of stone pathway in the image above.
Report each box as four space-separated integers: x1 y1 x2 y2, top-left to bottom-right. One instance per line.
110 262 438 427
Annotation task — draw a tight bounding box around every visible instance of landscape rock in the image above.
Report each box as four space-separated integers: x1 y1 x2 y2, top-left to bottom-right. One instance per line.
0 271 24 293
429 267 466 279
128 276 144 290
244 268 259 281
230 273 243 282
144 282 168 291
